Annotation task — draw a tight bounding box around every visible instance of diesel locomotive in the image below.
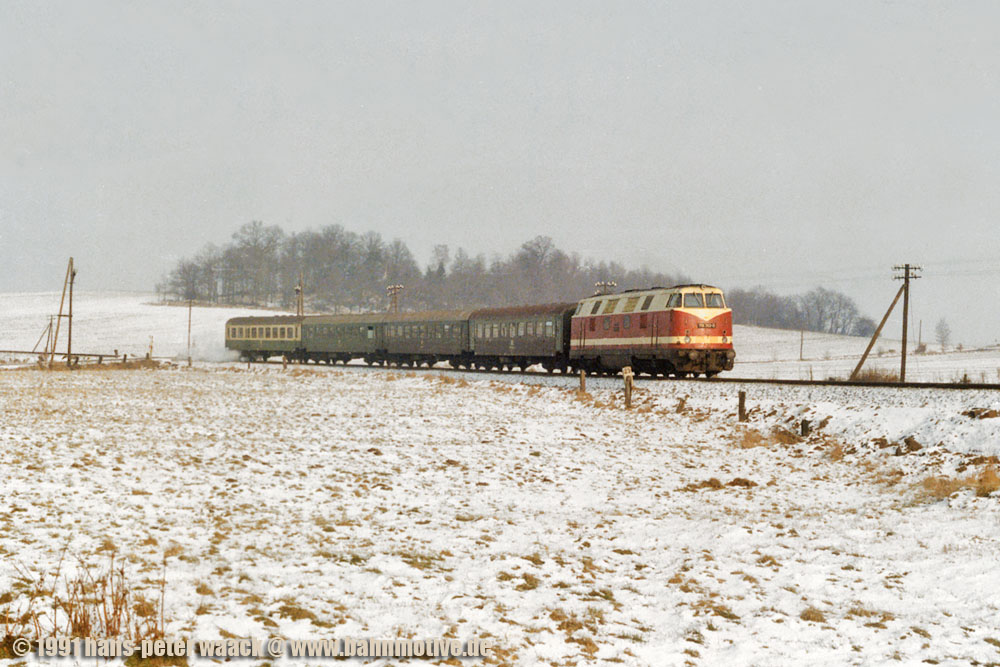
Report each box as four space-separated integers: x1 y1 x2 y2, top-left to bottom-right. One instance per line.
224 284 735 377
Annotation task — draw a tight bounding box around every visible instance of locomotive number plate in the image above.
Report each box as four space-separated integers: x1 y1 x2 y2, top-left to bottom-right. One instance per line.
697 323 717 329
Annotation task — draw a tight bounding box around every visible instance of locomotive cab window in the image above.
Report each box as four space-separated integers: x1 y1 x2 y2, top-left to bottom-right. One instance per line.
667 294 682 308
590 301 602 315
684 293 705 308
706 293 725 308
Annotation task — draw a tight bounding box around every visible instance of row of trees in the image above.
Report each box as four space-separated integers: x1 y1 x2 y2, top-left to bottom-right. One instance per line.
157 222 686 312
159 221 876 337
726 287 877 337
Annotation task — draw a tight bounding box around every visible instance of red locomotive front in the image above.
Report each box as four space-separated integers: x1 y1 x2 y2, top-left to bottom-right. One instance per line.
569 284 735 377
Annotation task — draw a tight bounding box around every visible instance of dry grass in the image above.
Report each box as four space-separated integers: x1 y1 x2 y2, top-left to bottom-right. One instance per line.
800 607 827 623
852 368 900 383
846 605 896 628
736 426 801 449
0 552 168 658
916 465 1000 501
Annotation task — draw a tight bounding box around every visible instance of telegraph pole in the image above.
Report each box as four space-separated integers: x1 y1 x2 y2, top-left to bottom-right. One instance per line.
893 264 921 382
67 258 77 367
187 297 193 367
386 284 404 313
595 280 617 295
295 274 304 316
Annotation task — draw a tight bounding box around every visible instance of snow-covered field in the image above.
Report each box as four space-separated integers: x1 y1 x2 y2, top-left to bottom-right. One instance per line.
1 365 1000 665
734 325 1000 383
0 292 272 362
2 293 1000 666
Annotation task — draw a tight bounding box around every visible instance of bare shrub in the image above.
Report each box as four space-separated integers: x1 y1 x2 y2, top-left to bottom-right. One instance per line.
853 368 900 383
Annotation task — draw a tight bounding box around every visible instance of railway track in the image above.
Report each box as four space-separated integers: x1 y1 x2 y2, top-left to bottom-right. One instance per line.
252 359 1000 391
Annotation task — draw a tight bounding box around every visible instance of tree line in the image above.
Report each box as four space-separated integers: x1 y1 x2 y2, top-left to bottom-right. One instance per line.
727 287 877 337
158 220 875 336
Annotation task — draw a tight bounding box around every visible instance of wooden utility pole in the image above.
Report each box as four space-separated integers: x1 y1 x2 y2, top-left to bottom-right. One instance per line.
295 274 304 316
67 259 76 367
386 284 404 313
48 258 74 369
799 330 804 361
850 284 904 380
187 298 193 367
893 264 921 382
595 280 617 295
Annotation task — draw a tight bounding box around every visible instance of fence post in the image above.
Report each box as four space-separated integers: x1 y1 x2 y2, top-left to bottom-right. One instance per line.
623 366 634 409
579 369 586 393
738 390 747 422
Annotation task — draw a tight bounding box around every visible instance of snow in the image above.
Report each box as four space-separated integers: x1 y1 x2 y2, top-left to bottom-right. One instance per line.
1 293 1000 666
734 324 1000 383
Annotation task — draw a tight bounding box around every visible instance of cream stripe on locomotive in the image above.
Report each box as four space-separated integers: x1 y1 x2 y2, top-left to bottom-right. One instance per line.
574 336 730 347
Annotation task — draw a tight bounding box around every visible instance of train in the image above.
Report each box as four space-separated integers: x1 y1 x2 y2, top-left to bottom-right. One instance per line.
224 284 735 377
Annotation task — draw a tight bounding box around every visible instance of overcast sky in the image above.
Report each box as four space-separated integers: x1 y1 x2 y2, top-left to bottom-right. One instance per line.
2 0 998 344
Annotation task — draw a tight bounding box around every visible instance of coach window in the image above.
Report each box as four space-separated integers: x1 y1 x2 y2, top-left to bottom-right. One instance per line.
641 295 655 311
667 294 682 308
706 293 725 308
623 315 631 330
264 328 271 339
684 293 705 308
526 322 534 336
518 322 525 337
545 321 553 337
590 301 602 315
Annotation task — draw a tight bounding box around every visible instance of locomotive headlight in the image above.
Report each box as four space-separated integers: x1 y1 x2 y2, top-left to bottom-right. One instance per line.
684 335 691 344
722 335 728 343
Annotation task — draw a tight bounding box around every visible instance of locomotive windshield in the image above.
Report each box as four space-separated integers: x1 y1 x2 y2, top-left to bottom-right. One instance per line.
683 293 705 308
705 293 725 308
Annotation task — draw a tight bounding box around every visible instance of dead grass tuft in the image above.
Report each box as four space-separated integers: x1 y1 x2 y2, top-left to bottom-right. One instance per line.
852 368 900 383
800 607 826 623
916 465 1000 501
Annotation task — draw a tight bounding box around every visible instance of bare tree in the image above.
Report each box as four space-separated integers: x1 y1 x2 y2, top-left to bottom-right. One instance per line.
935 318 951 351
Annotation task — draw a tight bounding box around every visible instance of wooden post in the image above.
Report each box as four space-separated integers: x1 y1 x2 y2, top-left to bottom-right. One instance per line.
799 330 804 361
622 366 634 409
48 259 73 369
187 298 193 367
801 419 811 436
579 369 586 393
67 259 76 368
738 390 747 422
282 355 288 370
901 265 909 381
